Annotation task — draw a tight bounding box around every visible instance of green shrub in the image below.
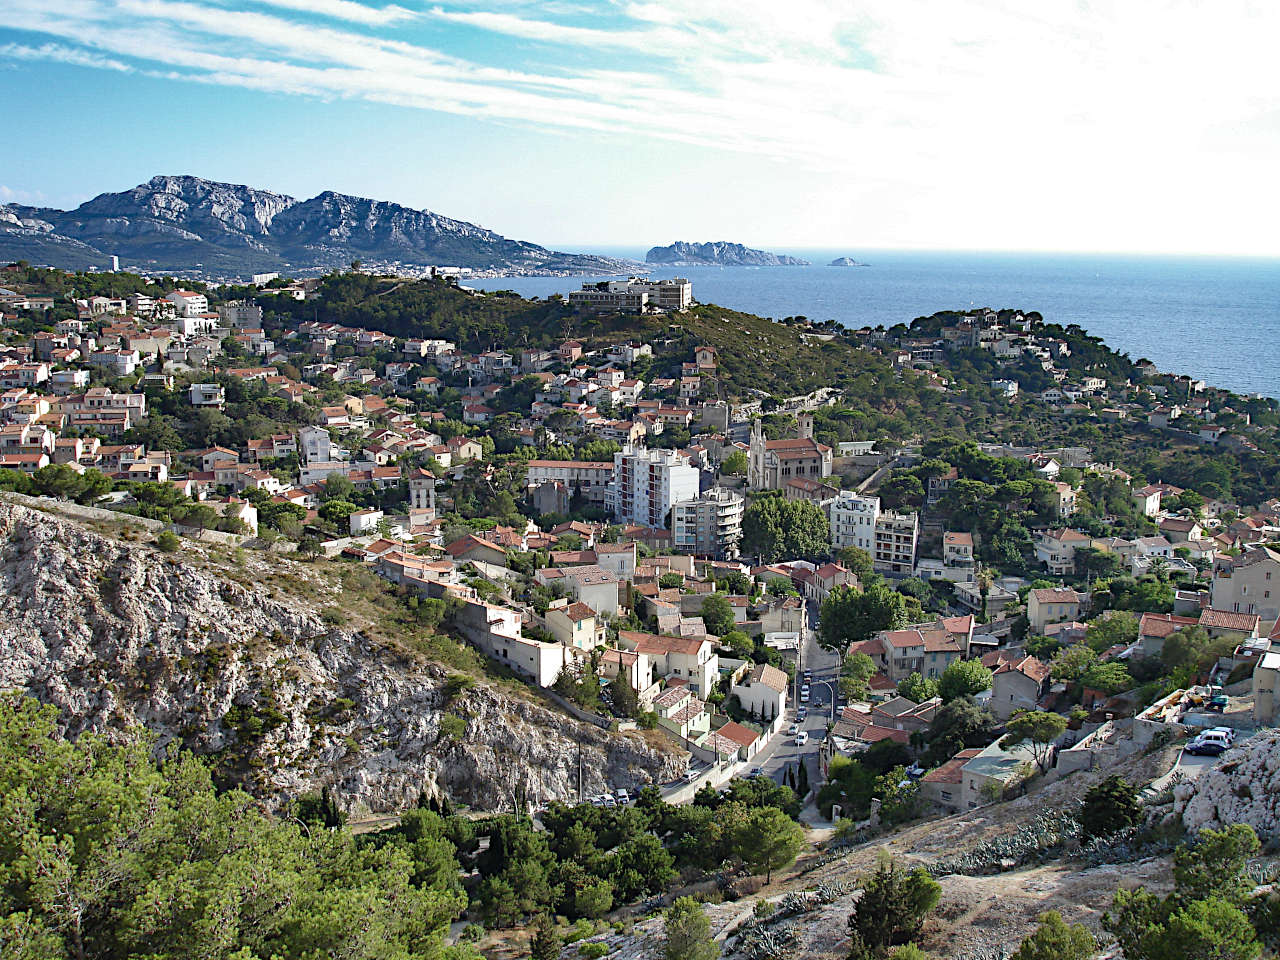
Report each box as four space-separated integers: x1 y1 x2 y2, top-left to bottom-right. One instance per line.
579 943 609 959
155 529 180 552
1080 775 1142 841
563 918 595 944
438 714 466 741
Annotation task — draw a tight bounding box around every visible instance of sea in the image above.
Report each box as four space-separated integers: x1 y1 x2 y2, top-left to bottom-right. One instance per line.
469 249 1280 400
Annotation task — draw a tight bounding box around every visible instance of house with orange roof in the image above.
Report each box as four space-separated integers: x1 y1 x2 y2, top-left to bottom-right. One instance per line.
616 630 718 697
984 652 1052 720
920 748 983 812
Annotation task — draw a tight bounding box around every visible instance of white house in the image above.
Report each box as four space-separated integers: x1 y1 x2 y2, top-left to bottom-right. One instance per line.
165 290 209 317
617 630 719 698
730 662 789 721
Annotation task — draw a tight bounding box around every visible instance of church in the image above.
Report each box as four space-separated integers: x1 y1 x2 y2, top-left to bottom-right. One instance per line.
747 412 833 490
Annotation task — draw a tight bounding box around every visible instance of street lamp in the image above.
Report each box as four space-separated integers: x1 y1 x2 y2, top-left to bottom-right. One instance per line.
817 678 840 726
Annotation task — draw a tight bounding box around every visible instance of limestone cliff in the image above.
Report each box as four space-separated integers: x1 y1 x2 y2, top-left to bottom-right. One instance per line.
0 501 680 813
1175 728 1280 836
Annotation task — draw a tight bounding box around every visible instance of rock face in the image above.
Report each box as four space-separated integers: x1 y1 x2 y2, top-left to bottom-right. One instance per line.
0 502 679 813
1175 729 1280 836
645 241 810 266
0 175 629 276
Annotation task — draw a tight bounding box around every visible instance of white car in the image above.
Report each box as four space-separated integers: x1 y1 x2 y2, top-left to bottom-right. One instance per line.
1208 726 1237 743
795 731 809 746
788 723 799 735
801 689 811 703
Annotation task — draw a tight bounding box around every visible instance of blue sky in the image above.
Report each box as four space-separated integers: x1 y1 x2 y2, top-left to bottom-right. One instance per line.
2 1 1279 255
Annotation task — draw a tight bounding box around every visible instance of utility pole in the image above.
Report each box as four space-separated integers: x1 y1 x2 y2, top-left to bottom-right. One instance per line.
577 741 583 803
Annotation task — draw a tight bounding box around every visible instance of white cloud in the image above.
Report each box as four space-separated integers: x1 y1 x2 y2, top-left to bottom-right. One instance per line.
243 0 416 26
3 0 1280 252
0 40 132 72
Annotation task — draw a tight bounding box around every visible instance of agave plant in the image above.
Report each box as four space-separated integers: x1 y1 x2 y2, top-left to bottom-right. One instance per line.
737 921 800 960
814 879 850 903
930 808 1082 877
776 891 812 917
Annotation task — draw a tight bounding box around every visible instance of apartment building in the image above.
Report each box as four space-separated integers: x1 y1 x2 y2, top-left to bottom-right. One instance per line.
218 300 263 328
1212 545 1280 622
830 491 880 553
874 510 919 575
567 277 692 314
164 290 209 317
526 459 614 503
672 486 745 559
606 445 700 529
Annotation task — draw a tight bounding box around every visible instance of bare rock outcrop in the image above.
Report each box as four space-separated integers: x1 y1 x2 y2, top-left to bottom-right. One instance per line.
0 502 680 813
1175 729 1280 837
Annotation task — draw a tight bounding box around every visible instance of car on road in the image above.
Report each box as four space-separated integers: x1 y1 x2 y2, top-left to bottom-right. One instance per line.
615 790 630 805
801 687 811 703
1185 738 1227 756
749 767 763 778
788 723 799 735
796 707 808 721
795 731 809 746
1208 726 1237 742
803 670 812 683
682 770 699 783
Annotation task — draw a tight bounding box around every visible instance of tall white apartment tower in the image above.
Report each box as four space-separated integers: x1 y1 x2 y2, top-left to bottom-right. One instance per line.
607 445 700 529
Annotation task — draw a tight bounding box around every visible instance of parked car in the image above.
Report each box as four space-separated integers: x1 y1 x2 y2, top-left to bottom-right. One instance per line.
803 670 813 683
796 707 808 721
788 723 799 735
601 795 617 807
749 767 763 778
682 770 699 783
1208 726 1237 742
1185 738 1227 757
615 790 630 805
795 731 809 746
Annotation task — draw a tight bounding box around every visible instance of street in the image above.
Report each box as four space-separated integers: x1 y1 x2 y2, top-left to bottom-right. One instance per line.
756 599 842 788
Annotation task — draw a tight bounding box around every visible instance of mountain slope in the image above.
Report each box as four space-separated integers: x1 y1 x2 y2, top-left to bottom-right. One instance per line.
0 175 629 277
0 498 678 813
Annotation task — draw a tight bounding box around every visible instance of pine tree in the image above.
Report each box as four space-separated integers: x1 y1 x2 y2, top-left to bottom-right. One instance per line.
530 913 562 960
797 759 810 798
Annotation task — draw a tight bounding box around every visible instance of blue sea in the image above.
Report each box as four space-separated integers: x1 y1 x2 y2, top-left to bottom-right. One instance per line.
471 249 1280 399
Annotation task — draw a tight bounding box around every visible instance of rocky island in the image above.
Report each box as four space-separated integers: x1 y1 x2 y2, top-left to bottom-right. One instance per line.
829 256 866 266
645 240 810 266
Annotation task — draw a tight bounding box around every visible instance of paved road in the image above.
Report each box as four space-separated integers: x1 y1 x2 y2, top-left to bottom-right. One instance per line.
753 604 843 788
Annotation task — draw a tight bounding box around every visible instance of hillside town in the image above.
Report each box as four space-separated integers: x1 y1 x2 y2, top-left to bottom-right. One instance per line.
4 264 1280 957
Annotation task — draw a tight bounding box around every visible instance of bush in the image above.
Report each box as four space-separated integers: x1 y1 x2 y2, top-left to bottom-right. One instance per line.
564 918 596 944
1080 775 1142 841
753 899 776 918
847 853 940 960
579 943 609 959
1011 911 1095 960
437 714 466 741
155 529 180 552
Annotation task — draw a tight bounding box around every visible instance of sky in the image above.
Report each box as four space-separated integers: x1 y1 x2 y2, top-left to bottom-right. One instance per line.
1 0 1279 256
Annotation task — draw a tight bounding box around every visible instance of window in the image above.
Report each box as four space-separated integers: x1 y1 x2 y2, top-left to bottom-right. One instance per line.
941 791 952 801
